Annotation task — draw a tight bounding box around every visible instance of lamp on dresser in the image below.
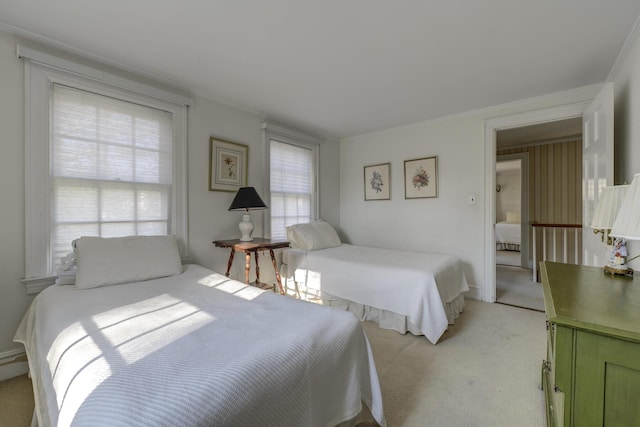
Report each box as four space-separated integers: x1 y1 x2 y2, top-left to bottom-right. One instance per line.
228 187 268 241
591 184 629 275
609 173 640 276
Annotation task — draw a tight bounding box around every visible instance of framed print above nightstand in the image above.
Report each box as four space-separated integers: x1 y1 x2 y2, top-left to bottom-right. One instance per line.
364 162 391 201
404 156 437 199
209 137 248 192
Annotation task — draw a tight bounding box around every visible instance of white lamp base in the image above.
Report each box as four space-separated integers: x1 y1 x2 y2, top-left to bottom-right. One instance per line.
238 213 254 241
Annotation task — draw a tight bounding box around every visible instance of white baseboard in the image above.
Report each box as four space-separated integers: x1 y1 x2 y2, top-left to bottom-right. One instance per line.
0 348 29 381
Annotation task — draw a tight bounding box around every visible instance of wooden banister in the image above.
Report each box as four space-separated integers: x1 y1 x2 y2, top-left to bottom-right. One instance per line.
531 222 582 229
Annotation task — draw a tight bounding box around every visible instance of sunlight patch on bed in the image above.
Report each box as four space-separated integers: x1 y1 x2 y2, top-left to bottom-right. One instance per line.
47 322 114 425
95 295 215 365
48 293 216 416
197 273 263 300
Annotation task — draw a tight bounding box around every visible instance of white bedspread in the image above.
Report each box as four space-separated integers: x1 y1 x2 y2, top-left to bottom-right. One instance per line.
283 244 469 344
15 264 385 427
495 222 521 245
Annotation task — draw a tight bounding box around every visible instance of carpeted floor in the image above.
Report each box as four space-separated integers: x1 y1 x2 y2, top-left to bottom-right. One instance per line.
0 373 33 427
364 299 546 426
0 299 546 427
496 250 521 267
496 264 545 312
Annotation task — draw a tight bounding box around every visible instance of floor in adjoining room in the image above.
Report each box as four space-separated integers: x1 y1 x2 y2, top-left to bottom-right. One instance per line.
496 261 544 312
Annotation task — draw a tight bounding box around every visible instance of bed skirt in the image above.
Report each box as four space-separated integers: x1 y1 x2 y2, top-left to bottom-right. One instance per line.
496 242 520 251
318 291 465 337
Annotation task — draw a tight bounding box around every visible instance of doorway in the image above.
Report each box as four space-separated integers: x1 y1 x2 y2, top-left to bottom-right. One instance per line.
483 102 589 304
494 154 542 311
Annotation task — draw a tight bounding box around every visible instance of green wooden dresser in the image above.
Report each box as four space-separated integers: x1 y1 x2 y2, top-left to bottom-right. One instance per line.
541 261 640 426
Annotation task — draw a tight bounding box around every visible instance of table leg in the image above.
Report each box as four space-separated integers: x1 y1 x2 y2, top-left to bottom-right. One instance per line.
270 249 285 295
244 251 251 284
254 251 260 285
224 248 235 277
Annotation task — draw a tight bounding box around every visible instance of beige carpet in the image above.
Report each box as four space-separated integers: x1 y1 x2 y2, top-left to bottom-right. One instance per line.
0 374 33 427
363 299 546 426
0 300 546 427
496 250 521 267
496 265 545 312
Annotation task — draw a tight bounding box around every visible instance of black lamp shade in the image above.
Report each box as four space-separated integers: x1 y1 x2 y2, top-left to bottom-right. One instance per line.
228 187 268 211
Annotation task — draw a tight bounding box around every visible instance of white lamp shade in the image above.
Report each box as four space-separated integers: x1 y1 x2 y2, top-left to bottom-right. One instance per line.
590 184 630 229
610 173 640 240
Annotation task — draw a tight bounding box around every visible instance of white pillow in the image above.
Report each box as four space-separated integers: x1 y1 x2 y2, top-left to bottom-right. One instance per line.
74 235 183 289
286 221 341 251
506 211 521 224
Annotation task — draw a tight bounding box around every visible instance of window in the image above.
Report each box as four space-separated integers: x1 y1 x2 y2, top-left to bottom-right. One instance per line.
22 48 189 282
265 122 320 241
51 85 173 265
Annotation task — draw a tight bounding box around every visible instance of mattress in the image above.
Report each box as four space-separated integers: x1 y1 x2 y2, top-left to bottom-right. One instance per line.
282 244 469 344
15 264 385 427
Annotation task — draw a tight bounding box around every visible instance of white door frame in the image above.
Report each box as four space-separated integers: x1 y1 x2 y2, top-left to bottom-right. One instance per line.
483 101 591 302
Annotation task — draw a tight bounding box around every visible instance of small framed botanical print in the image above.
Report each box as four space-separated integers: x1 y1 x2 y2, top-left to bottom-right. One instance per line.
404 156 437 199
209 137 248 192
364 162 391 201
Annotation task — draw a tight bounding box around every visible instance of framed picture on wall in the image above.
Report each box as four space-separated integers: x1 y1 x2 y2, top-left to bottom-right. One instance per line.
404 156 437 199
209 137 248 192
364 162 391 201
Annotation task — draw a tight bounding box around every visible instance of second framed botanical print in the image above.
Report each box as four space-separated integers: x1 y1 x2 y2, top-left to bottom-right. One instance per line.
364 162 391 201
209 137 248 192
404 156 437 199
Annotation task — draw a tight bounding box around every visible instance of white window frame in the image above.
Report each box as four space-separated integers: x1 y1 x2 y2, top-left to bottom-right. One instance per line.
263 121 321 239
22 48 190 290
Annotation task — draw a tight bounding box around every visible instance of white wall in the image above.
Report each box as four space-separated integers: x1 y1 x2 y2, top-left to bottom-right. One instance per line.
0 31 29 365
496 171 521 222
340 86 601 298
0 29 341 361
612 25 640 269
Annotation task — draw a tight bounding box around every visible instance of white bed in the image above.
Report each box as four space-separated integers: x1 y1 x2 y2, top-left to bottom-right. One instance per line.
15 236 385 427
495 221 521 251
282 222 469 345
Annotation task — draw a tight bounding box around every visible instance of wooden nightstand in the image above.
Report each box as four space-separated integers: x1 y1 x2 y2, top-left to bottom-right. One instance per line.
213 238 290 294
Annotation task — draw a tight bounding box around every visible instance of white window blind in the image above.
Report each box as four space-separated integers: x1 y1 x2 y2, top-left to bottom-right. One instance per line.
270 139 315 240
51 84 173 267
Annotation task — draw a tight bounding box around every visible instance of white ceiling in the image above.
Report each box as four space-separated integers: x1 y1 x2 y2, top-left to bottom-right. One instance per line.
1 1 639 139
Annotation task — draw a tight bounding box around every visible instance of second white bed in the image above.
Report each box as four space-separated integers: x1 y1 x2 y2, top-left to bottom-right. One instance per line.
283 244 469 344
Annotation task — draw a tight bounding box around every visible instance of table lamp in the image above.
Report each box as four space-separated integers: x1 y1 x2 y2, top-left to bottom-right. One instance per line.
609 173 640 276
228 187 268 241
591 184 629 245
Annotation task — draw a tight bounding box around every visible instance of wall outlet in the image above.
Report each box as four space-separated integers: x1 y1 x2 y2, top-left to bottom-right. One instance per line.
469 195 477 205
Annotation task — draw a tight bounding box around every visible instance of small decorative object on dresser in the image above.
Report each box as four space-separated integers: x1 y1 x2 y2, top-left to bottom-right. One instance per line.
364 162 391 201
541 261 640 426
404 156 437 199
